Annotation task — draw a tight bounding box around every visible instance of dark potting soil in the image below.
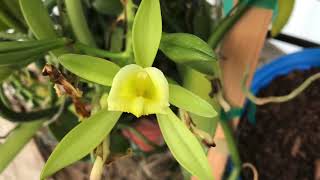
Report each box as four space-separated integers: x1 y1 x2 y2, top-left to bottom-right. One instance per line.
238 68 320 180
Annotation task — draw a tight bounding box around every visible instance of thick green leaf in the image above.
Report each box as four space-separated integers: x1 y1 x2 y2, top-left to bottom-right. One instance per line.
271 0 295 37
169 84 217 118
132 0 162 67
59 54 120 86
157 109 214 180
19 0 57 39
160 33 217 75
19 0 66 56
0 38 67 66
41 109 122 179
0 38 67 53
0 120 43 173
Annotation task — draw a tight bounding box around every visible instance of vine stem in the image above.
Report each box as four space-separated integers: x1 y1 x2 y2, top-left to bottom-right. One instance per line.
207 0 256 49
242 72 320 105
74 42 129 60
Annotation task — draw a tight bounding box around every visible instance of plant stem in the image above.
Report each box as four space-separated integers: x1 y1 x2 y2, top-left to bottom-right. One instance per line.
220 120 241 180
65 0 96 47
0 120 43 173
243 72 320 105
207 0 254 49
124 0 135 63
74 42 129 60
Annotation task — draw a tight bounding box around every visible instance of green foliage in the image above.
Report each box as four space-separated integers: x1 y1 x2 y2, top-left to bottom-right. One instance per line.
169 84 217 118
0 120 44 173
160 33 217 75
132 0 162 67
271 0 295 36
0 65 19 82
0 38 68 66
49 110 79 141
65 0 96 46
19 0 58 39
59 54 120 86
41 109 122 179
0 0 272 179
157 108 214 180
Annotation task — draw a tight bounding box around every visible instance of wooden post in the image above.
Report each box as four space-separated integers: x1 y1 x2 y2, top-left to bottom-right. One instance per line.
208 7 273 180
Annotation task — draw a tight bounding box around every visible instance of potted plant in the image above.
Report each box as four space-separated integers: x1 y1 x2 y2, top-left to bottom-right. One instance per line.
0 0 305 179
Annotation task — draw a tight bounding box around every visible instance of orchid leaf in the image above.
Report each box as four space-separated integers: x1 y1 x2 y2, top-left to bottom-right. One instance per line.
160 33 217 75
169 84 217 118
0 120 43 173
0 38 67 66
0 38 67 53
132 0 162 67
19 0 67 56
157 108 214 180
59 54 120 86
271 0 295 37
19 0 57 39
41 109 121 179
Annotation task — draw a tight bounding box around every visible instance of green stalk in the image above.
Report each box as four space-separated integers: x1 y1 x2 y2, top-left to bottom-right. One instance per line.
74 43 129 61
207 0 254 49
0 120 43 173
65 0 96 47
124 0 135 63
220 120 241 180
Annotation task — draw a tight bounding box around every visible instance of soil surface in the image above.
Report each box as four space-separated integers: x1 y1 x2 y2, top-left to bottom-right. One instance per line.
238 68 320 180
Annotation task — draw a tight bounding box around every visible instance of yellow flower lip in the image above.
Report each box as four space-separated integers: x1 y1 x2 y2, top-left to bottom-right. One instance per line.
107 64 169 117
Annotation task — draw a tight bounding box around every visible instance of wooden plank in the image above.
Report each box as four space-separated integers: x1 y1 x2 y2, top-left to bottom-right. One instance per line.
208 7 273 180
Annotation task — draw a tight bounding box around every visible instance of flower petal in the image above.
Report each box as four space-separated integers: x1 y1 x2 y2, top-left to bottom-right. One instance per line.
107 64 169 117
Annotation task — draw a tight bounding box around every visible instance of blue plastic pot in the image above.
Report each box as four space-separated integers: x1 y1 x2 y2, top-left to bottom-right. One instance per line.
225 48 320 179
250 48 320 94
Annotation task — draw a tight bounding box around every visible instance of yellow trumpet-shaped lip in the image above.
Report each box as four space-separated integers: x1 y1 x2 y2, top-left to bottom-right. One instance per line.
107 64 169 117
